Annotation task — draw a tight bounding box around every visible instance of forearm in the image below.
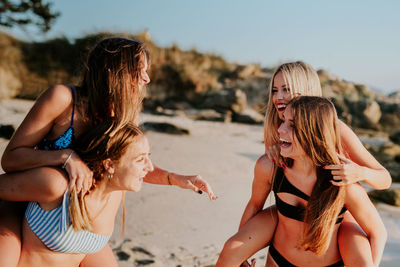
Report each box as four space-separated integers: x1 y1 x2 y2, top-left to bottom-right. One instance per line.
369 229 387 266
2 147 70 172
239 201 263 230
143 165 170 185
360 166 391 190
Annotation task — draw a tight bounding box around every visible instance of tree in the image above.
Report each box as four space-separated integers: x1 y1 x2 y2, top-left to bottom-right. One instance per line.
0 0 60 32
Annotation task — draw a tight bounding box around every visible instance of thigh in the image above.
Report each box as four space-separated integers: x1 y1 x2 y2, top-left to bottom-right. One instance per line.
80 244 118 267
0 167 67 202
0 201 26 267
338 212 373 266
217 206 278 266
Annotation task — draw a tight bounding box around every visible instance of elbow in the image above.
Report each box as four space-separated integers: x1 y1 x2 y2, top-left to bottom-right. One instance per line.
382 169 392 189
38 167 68 202
1 153 15 172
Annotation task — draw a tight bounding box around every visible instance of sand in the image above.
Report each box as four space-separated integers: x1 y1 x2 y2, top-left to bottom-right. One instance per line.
1 98 399 266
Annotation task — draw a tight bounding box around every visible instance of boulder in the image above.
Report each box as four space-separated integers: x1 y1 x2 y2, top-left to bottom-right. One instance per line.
389 130 400 145
140 122 190 135
368 188 400 206
188 109 232 123
362 100 381 125
0 124 15 139
202 89 247 113
232 108 264 125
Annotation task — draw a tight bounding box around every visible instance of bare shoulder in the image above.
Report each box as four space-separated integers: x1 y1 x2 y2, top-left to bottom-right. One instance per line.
39 84 73 107
254 154 275 183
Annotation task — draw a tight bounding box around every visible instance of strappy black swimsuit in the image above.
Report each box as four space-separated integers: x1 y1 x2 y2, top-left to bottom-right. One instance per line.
270 168 345 267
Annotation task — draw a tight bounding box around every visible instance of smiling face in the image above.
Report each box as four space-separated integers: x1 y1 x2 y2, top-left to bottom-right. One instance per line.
111 135 153 192
277 105 306 159
272 71 293 120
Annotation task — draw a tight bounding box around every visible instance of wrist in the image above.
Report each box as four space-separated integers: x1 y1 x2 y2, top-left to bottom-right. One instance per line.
62 150 74 169
166 172 175 186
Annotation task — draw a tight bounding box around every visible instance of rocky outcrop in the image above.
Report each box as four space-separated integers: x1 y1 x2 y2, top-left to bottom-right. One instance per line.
0 124 15 139
368 189 400 206
140 122 190 135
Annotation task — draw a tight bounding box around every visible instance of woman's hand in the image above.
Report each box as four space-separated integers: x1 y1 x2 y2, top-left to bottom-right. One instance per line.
170 173 217 200
63 150 93 194
324 154 365 186
265 144 284 168
240 258 256 267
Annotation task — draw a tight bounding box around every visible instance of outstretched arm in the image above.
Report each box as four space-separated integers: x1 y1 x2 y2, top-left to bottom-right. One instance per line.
217 155 275 267
330 120 391 189
344 183 387 266
239 155 274 229
143 165 217 200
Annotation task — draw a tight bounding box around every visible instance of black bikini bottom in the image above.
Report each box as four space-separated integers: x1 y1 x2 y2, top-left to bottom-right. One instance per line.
269 243 344 267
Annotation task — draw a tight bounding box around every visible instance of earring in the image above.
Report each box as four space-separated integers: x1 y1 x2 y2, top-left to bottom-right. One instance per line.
107 173 113 179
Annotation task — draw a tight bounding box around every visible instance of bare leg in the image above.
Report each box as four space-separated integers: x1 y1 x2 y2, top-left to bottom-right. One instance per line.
0 201 26 267
338 212 374 266
216 206 278 267
0 167 68 202
80 244 118 267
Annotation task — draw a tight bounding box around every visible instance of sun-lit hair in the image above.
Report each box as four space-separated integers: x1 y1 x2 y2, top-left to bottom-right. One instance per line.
264 61 322 151
76 37 150 135
288 96 344 255
69 120 143 231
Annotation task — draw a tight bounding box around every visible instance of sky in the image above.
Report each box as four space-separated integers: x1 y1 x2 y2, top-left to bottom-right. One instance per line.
4 0 400 93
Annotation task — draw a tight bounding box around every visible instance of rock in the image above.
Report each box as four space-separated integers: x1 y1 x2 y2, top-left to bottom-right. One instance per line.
232 108 264 124
0 67 22 99
368 188 400 206
362 100 381 125
187 109 232 123
140 122 190 135
0 124 15 139
202 89 247 113
390 130 400 145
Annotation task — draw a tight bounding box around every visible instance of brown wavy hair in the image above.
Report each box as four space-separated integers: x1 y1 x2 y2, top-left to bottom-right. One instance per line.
77 37 149 135
264 61 322 151
69 120 143 231
289 96 345 255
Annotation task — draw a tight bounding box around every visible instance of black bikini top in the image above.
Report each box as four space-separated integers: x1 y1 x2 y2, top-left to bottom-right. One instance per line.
273 168 346 223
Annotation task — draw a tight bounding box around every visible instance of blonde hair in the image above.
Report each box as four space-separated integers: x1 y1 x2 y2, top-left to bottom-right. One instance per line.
77 37 149 135
264 61 322 150
288 96 344 255
70 121 143 231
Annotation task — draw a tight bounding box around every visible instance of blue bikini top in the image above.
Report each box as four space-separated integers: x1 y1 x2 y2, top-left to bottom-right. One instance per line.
36 86 75 150
273 167 346 223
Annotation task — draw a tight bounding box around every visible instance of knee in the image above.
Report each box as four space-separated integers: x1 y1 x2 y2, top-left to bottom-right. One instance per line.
217 238 244 266
37 167 68 200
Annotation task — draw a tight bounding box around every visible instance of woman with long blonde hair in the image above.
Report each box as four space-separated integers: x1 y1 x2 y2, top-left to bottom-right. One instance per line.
219 61 390 266
217 96 386 266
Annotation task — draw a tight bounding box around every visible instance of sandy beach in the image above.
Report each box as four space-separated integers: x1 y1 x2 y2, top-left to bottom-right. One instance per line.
1 98 399 266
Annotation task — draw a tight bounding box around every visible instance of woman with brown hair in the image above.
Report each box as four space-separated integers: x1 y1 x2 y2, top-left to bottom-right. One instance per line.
2 121 154 266
0 37 216 267
216 96 386 266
